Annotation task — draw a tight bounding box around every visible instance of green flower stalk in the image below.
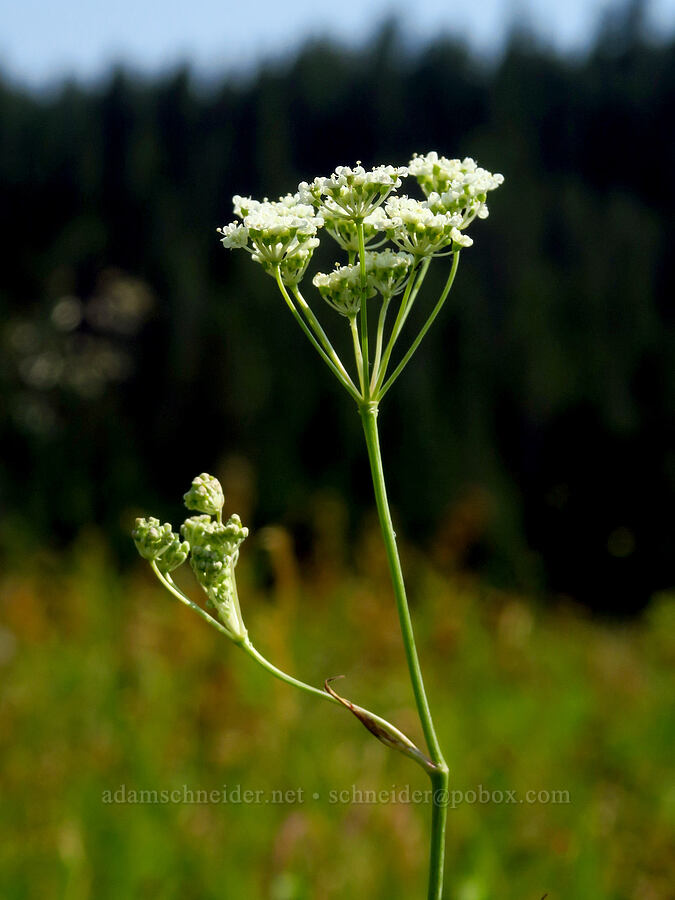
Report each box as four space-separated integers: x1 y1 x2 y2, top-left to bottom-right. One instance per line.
135 151 503 900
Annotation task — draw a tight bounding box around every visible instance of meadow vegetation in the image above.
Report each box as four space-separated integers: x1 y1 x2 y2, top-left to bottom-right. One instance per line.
1 514 672 898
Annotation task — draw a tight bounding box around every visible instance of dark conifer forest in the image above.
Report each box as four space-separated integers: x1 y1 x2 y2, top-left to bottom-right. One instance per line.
1 5 673 613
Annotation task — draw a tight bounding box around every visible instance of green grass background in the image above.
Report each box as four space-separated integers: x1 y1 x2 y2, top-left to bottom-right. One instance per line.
1 517 673 899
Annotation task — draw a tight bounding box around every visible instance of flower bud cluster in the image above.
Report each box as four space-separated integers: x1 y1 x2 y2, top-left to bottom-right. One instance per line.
181 509 248 638
219 193 323 285
384 197 473 257
312 265 371 317
132 517 189 573
184 472 224 517
132 475 250 640
408 153 504 223
300 164 407 220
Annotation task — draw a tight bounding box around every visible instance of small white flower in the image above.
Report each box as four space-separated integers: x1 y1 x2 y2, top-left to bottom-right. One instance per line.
218 222 249 249
449 227 473 248
221 153 500 282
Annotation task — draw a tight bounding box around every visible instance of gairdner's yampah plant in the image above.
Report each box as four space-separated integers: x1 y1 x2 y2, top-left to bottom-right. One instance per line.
133 152 503 899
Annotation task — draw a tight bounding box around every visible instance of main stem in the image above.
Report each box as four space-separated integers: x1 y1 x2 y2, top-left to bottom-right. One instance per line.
360 402 449 900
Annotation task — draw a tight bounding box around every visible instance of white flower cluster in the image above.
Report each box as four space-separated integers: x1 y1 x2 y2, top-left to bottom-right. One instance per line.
218 193 323 284
364 249 414 298
312 250 413 315
384 197 473 257
313 264 373 317
300 164 407 220
408 153 504 223
219 153 503 292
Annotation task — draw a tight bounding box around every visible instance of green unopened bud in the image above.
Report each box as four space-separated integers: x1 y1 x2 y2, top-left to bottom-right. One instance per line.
132 517 189 573
158 538 190 573
180 514 213 545
183 473 225 517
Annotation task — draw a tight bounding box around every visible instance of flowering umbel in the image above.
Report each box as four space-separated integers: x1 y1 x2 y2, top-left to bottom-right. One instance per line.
218 156 502 399
218 152 502 405
218 193 322 285
407 152 504 223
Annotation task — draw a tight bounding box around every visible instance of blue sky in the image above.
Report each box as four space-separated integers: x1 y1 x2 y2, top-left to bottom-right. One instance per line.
1 0 674 87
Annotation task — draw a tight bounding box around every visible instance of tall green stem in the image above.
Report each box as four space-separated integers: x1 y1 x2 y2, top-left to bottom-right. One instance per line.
360 403 449 900
428 768 450 900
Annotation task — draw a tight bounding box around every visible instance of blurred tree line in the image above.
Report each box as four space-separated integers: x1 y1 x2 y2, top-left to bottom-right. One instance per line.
0 1 672 613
